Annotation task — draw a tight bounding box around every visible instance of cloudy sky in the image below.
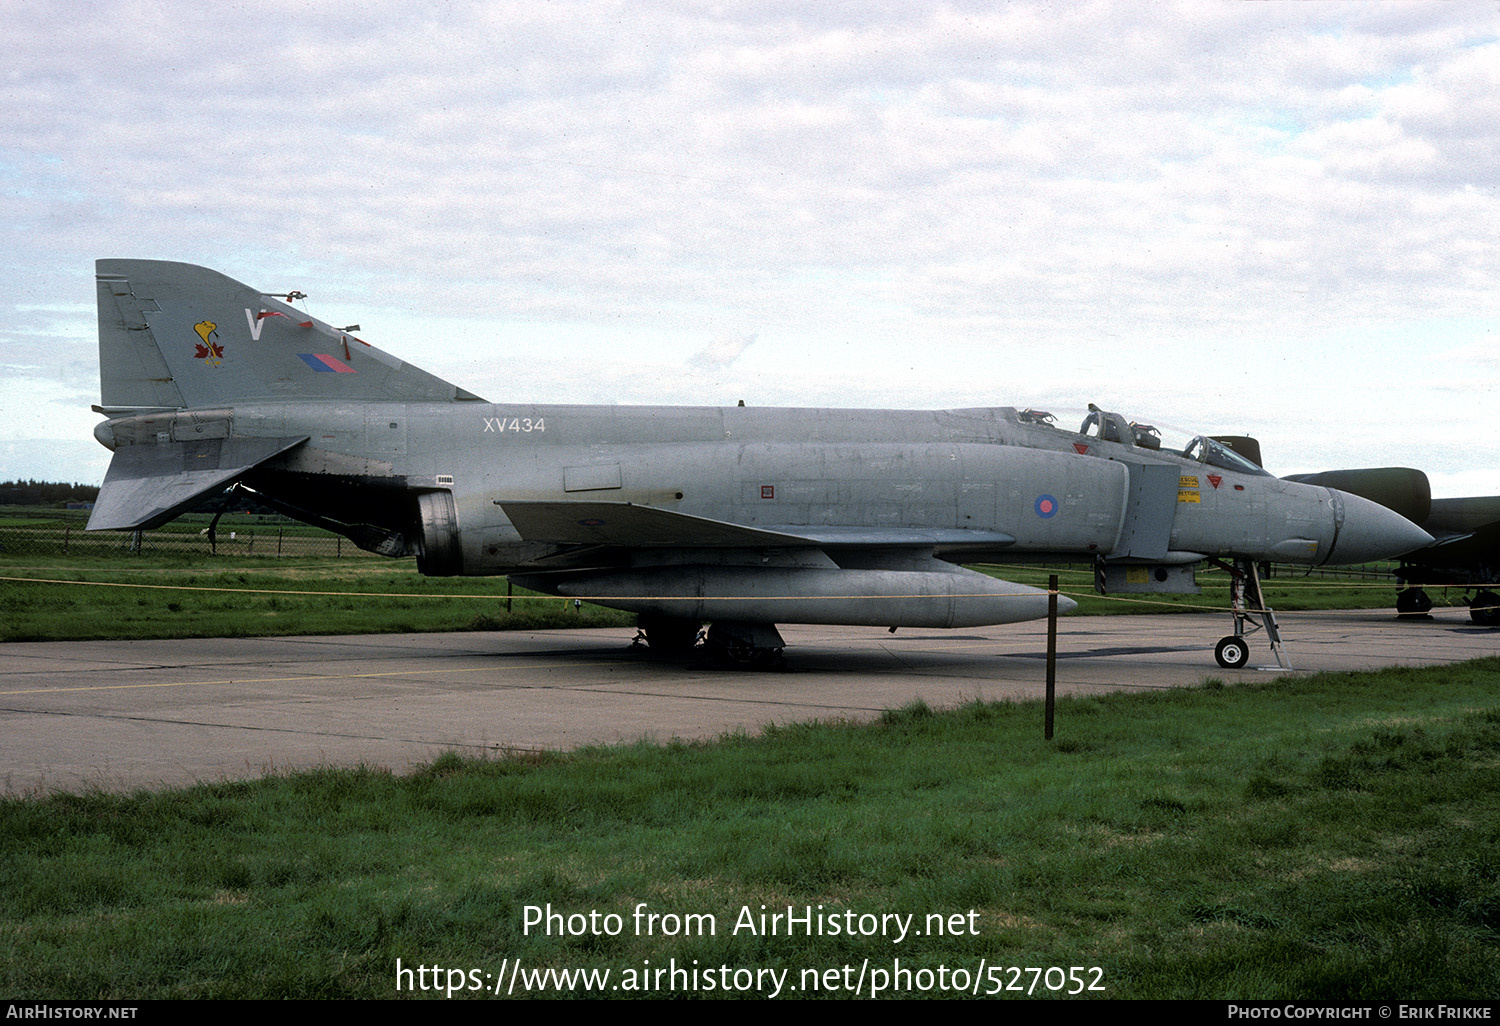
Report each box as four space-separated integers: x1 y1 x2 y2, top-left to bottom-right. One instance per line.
3 1 1497 495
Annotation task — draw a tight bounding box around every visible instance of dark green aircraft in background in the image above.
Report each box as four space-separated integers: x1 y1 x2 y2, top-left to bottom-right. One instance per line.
1285 468 1500 626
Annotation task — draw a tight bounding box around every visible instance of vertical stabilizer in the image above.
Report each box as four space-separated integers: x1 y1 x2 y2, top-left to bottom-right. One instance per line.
95 259 484 410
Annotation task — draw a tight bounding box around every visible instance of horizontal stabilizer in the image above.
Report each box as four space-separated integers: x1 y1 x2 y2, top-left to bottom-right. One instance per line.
86 436 308 531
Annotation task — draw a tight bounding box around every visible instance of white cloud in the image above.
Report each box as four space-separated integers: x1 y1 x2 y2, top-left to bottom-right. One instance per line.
689 332 758 371
1 0 1497 494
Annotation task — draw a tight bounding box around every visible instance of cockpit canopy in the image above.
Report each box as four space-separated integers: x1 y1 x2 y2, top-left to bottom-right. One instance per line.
1078 405 1161 449
1020 404 1271 477
1181 435 1270 477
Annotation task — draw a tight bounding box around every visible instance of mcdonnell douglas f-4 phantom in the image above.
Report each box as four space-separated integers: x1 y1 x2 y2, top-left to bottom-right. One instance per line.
86 260 1432 667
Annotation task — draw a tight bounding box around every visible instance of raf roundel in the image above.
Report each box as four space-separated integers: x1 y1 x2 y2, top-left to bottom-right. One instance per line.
1035 494 1059 519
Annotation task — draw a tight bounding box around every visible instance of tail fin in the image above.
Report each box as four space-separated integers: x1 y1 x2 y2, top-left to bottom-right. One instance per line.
96 259 484 411
88 259 482 532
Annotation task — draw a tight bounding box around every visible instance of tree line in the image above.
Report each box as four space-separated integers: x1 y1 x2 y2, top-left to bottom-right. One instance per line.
0 480 102 506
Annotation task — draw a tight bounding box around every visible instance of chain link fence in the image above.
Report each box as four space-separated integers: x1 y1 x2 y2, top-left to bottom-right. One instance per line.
0 506 379 561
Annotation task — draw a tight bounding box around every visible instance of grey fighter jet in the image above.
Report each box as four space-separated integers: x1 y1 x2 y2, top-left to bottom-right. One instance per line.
86 260 1432 667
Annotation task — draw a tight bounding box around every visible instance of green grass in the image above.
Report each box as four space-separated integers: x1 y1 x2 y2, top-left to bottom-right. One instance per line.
978 561 1425 616
1 552 1424 643
0 506 352 559
3 660 1497 999
0 555 634 641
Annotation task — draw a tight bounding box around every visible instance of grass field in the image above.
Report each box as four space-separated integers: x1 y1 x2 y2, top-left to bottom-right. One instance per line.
3 659 1497 999
978 560 1420 616
0 506 355 560
5 536 1492 1000
0 551 1440 643
0 555 635 642
1 502 1445 643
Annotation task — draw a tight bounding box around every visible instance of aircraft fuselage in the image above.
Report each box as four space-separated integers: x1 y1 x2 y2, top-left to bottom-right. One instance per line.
99 399 1384 576
85 259 1435 651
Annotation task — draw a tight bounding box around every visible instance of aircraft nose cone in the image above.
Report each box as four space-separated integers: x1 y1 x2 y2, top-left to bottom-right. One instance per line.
1327 489 1434 565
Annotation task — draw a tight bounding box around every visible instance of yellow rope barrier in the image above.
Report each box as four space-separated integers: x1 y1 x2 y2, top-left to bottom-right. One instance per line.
1 562 1471 620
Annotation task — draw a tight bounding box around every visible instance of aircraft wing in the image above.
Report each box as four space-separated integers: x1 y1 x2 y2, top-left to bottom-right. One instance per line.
87 435 309 531
499 501 811 547
1408 514 1500 565
497 500 1015 550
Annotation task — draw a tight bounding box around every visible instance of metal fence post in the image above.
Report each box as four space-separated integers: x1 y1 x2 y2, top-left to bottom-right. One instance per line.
1045 573 1058 740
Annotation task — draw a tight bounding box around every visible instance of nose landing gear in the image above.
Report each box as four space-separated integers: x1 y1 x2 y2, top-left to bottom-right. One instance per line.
1214 635 1250 670
1211 558 1290 670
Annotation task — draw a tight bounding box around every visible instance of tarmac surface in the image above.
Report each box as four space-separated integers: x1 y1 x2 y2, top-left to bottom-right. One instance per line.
1 609 1494 794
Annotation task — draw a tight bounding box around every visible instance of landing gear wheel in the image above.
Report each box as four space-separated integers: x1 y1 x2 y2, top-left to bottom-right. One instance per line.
1396 587 1433 617
639 615 702 654
703 622 786 670
1215 636 1250 669
717 638 764 667
1470 590 1500 627
1213 556 1290 670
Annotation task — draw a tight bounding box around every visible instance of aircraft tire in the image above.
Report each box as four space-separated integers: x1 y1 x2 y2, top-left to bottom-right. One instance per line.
1470 591 1500 628
1214 636 1250 669
707 637 782 669
1395 587 1433 617
717 637 756 665
640 616 703 653
703 622 786 669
